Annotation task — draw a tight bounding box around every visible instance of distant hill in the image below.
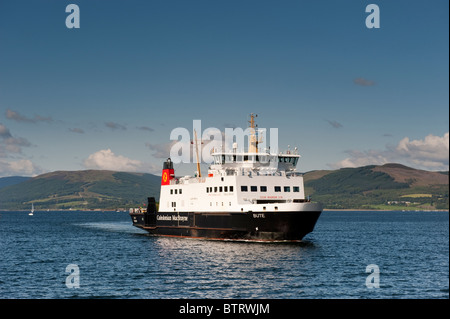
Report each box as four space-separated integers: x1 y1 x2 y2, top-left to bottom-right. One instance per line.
0 170 161 210
0 176 31 189
304 163 448 210
372 163 448 187
0 163 447 211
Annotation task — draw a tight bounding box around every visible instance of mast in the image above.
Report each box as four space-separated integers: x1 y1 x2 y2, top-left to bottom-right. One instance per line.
194 129 202 177
248 113 258 153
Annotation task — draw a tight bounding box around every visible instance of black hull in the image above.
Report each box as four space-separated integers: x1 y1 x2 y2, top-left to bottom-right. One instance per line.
130 210 322 242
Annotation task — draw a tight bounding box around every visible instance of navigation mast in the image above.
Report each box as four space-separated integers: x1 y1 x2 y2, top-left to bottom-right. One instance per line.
193 129 202 178
248 113 259 153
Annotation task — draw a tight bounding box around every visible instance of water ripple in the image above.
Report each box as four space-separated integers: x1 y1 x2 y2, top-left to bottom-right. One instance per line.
0 211 448 299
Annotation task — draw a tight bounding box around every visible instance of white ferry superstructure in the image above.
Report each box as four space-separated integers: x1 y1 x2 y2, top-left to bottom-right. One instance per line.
130 114 323 242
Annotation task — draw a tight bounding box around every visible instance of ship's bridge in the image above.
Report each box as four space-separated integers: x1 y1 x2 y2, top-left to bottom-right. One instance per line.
209 147 301 175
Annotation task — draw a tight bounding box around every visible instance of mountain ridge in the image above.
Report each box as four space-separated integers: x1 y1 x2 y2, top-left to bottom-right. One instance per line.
0 163 448 210
303 163 448 210
0 170 161 210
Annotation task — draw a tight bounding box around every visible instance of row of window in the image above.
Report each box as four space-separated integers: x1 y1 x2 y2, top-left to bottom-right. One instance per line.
171 185 300 195
206 186 234 193
241 186 300 192
214 155 298 165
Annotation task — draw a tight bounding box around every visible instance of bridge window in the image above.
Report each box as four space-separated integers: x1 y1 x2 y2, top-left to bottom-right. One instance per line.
241 186 248 192
274 186 281 192
251 186 257 192
284 186 290 192
293 186 300 192
260 186 267 192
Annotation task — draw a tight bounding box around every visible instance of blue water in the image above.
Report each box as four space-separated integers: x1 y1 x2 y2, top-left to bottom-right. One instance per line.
0 210 448 299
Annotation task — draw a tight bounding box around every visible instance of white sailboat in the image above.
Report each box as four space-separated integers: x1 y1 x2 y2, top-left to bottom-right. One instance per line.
29 203 34 216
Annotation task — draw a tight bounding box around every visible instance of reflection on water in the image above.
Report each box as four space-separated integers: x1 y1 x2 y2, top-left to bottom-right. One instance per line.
146 237 319 298
70 221 328 298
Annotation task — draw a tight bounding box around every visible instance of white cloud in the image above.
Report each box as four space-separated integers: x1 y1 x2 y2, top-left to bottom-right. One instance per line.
0 123 32 155
330 150 389 168
0 123 40 176
395 133 449 169
0 159 41 176
329 132 449 171
83 149 158 173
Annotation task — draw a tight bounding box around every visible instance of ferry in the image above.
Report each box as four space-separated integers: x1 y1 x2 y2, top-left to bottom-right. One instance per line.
130 114 323 242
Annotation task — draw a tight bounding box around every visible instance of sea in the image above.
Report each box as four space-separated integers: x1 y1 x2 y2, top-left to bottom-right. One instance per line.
0 210 448 300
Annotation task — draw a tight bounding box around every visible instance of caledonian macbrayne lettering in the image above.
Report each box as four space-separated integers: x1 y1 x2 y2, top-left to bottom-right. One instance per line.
179 303 270 316
157 215 188 222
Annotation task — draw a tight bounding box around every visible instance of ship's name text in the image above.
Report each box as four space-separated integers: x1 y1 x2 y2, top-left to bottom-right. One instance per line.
253 213 266 219
157 215 188 222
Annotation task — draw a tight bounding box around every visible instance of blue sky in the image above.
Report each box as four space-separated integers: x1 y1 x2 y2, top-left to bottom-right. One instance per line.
0 0 448 177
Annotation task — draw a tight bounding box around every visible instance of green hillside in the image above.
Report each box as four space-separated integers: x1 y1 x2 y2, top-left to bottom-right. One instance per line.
304 164 449 210
0 170 161 210
0 163 447 211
